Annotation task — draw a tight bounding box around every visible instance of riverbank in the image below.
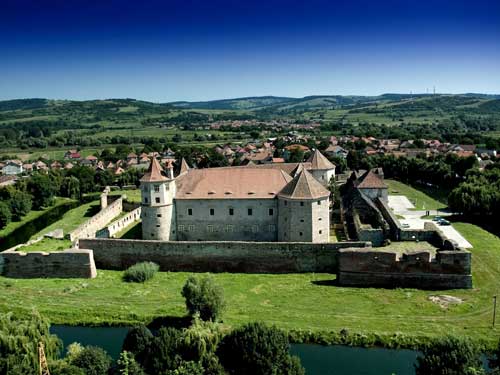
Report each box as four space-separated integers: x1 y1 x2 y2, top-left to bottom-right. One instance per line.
1 221 499 349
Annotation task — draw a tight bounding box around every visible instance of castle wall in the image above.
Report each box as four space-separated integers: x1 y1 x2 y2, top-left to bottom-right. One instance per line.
0 249 97 279
337 248 472 289
79 238 370 273
68 197 123 242
142 205 174 240
96 207 141 238
175 199 278 241
309 169 335 187
358 188 388 202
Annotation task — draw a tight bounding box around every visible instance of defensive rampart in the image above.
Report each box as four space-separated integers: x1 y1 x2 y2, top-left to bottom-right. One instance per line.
79 238 370 273
337 248 472 289
96 207 141 238
67 197 123 241
0 249 97 278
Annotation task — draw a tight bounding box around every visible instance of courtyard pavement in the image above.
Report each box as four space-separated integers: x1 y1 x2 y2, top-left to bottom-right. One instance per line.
388 195 472 249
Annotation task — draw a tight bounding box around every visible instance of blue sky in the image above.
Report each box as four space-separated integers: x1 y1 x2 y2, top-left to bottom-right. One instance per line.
1 0 499 101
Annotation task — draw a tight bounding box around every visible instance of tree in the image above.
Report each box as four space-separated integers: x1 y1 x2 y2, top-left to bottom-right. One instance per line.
182 275 226 321
217 322 305 375
9 190 32 220
0 202 12 229
28 173 57 209
0 311 61 375
115 351 145 375
141 327 184 374
61 177 81 199
415 336 485 375
70 346 112 375
122 325 153 364
49 360 85 375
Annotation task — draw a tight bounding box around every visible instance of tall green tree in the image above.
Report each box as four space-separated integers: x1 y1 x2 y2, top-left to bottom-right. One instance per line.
28 173 57 209
182 275 226 322
415 336 485 375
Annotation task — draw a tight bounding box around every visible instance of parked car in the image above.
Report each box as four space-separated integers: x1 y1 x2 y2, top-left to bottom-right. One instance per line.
401 223 410 228
432 216 443 222
438 219 451 226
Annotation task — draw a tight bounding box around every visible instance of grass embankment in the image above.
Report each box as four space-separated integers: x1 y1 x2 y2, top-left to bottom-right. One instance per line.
32 200 101 240
0 221 499 347
0 198 72 239
17 238 72 252
386 179 448 211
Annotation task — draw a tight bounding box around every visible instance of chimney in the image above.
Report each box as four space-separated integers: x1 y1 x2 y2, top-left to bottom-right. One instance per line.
166 160 174 179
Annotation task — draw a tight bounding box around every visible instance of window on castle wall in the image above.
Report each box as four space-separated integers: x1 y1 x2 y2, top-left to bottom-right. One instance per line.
157 214 162 217
269 208 273 216
248 208 253 216
299 232 303 236
210 208 214 216
317 200 321 205
155 197 160 203
188 208 193 215
284 201 287 206
154 185 160 192
151 233 154 237
188 225 195 232
300 219 304 222
156 224 161 227
144 197 148 203
319 230 322 234
229 208 234 215
300 202 304 206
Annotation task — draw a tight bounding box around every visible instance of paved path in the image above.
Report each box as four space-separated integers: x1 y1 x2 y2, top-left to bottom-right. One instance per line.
388 195 472 248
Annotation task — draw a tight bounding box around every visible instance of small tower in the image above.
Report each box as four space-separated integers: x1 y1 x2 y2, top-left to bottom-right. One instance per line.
306 149 336 186
140 158 176 240
277 169 330 242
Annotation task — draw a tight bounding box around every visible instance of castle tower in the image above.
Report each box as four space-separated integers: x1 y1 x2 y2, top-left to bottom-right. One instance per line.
140 158 176 240
277 169 330 242
306 149 336 187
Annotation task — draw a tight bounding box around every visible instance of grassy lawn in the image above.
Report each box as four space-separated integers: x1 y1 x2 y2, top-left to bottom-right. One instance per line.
0 221 499 346
386 179 448 211
0 198 73 239
31 200 101 239
16 237 72 252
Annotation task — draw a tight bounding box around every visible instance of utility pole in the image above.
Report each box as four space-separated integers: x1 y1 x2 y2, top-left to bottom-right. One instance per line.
493 295 497 328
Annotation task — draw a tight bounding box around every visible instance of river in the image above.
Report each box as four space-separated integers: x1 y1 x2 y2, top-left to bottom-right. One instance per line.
50 325 420 375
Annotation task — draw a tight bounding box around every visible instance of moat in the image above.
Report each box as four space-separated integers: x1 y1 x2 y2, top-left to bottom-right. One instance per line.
50 325 420 375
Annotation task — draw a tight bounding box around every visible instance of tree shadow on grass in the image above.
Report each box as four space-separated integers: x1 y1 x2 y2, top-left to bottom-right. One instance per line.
147 315 192 331
311 279 339 287
84 203 101 217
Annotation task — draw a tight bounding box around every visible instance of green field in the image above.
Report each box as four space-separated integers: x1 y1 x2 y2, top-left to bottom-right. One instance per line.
0 220 499 346
17 237 72 252
386 179 449 211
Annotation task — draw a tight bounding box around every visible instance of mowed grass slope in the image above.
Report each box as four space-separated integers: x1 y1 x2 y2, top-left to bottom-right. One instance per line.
0 221 499 345
386 179 449 211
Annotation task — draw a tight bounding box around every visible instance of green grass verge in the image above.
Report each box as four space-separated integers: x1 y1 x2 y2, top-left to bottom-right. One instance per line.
0 222 499 348
386 179 448 211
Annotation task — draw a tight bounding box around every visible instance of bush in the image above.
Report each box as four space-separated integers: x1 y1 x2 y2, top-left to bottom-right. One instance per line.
217 322 305 375
49 360 85 375
181 275 225 321
70 346 112 375
415 336 485 375
115 351 145 375
123 262 159 283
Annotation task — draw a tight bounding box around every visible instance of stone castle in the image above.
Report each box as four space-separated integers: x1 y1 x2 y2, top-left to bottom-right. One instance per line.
140 150 336 243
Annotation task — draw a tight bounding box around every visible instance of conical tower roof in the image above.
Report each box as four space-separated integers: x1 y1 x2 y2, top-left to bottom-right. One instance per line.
307 149 335 170
140 157 168 182
291 162 305 177
278 169 330 200
179 158 190 175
